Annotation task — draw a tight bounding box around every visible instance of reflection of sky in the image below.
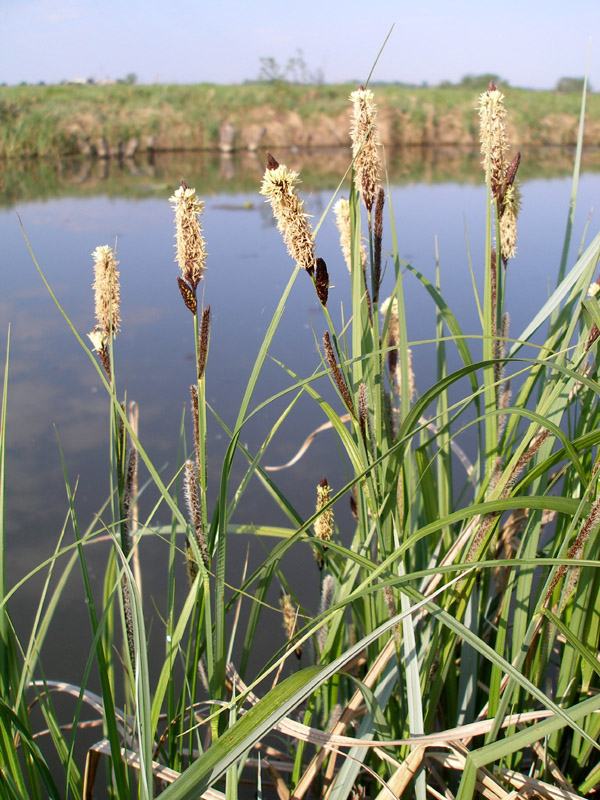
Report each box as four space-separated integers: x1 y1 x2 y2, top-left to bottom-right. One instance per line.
2 164 600 678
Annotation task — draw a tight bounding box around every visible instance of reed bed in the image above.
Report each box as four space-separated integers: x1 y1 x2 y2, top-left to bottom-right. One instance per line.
2 74 600 800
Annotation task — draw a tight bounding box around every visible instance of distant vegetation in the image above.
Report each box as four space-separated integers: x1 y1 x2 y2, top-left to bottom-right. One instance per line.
0 78 598 158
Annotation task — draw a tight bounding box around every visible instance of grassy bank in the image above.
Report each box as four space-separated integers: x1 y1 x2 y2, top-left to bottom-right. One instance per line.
3 80 600 800
1 81 600 158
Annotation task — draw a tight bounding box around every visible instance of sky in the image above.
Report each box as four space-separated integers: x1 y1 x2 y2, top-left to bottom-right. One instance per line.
1 0 599 89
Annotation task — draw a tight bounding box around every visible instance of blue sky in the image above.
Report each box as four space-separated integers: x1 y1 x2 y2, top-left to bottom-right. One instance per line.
1 0 598 88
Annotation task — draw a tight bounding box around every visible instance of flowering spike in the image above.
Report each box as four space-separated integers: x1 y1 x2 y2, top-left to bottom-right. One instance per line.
170 181 207 299
260 155 316 274
91 244 121 337
349 87 381 214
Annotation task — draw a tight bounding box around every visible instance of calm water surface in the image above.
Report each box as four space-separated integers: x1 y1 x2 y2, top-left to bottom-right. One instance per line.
1 149 599 688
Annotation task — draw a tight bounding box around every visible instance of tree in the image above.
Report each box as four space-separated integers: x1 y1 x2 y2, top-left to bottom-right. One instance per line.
257 57 286 83
257 51 324 85
459 73 506 89
556 77 590 93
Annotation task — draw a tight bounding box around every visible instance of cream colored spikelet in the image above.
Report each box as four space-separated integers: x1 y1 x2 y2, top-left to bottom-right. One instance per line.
260 154 316 273
349 87 381 213
170 183 207 289
91 244 120 338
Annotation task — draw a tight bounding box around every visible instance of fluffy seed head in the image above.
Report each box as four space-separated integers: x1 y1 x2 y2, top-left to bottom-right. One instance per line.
92 244 121 337
260 154 316 273
478 83 509 197
170 182 207 289
349 87 381 213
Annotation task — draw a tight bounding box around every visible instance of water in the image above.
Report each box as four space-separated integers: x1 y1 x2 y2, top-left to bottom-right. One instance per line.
1 148 599 750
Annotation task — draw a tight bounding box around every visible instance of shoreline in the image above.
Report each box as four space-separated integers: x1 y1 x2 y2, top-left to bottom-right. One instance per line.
1 83 600 159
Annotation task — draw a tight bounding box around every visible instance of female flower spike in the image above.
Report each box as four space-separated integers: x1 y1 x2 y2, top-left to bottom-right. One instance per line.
260 153 316 274
349 87 381 214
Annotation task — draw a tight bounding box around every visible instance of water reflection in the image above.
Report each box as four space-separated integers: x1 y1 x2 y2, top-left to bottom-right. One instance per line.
3 146 600 207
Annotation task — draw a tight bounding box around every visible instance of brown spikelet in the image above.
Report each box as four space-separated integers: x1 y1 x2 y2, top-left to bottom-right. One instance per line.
197 305 211 379
350 486 359 522
314 258 329 307
505 428 551 492
383 389 397 439
545 495 600 605
121 578 136 671
323 331 355 417
314 477 334 569
185 540 198 585
177 276 197 315
123 445 138 532
500 152 521 206
98 343 111 380
586 323 600 352
280 592 302 659
387 336 398 379
358 382 370 447
373 188 385 303
490 246 498 324
183 459 210 570
190 384 200 465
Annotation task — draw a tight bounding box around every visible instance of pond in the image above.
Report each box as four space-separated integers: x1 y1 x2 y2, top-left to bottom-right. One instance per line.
1 146 599 733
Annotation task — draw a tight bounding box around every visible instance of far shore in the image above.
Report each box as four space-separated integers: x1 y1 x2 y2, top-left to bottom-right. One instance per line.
1 82 599 159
